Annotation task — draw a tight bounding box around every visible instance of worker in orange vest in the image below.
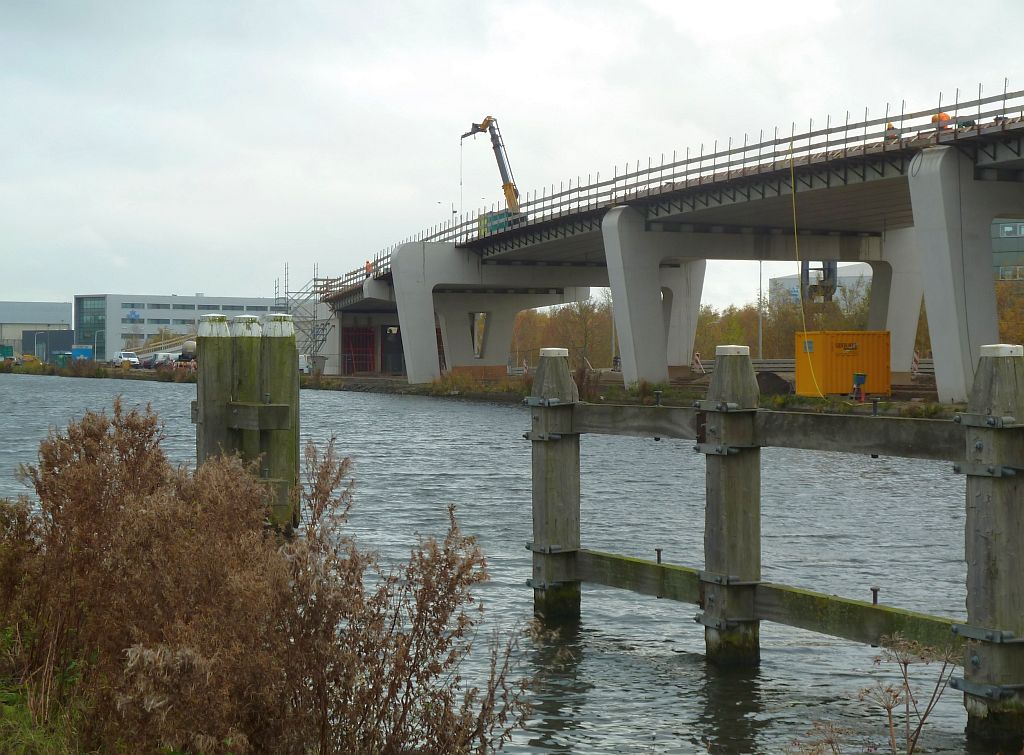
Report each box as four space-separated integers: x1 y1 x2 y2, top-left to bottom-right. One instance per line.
364 259 373 278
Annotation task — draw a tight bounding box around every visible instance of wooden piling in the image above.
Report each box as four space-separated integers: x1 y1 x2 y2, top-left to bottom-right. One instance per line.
529 347 581 621
196 314 234 462
959 344 1024 746
699 344 761 664
262 314 300 529
193 313 299 531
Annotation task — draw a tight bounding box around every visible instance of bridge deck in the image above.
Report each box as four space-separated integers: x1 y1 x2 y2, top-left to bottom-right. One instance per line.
321 89 1024 306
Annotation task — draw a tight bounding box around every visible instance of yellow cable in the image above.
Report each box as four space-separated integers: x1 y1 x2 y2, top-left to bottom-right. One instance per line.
788 142 826 400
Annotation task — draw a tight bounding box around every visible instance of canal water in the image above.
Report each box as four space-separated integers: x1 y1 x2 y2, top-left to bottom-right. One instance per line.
0 373 976 753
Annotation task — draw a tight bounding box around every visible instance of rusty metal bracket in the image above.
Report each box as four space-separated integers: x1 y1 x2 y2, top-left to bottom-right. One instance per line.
526 578 566 590
525 542 576 555
694 443 751 456
692 399 757 413
952 624 1024 644
952 463 1020 478
953 413 1019 429
525 431 563 442
693 612 755 631
698 571 760 587
524 396 562 407
949 677 1024 700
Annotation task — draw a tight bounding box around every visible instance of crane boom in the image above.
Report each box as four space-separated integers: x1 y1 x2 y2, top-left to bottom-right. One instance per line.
461 115 520 213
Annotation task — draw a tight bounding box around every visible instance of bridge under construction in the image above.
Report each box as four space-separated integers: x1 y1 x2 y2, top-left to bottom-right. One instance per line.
320 85 1024 403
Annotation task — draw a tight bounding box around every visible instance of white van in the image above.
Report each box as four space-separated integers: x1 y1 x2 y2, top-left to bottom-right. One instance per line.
298 354 312 374
111 351 140 367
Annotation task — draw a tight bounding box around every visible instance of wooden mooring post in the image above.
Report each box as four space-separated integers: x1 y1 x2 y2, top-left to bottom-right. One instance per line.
525 342 1024 746
956 343 1024 743
527 347 581 621
698 345 761 664
193 313 300 530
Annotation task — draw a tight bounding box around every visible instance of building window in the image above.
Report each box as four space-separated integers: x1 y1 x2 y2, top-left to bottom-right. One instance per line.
121 302 146 309
222 305 245 311
173 303 196 310
173 318 196 326
197 304 220 311
270 305 288 312
149 303 171 310
246 305 268 312
147 318 170 325
74 296 107 361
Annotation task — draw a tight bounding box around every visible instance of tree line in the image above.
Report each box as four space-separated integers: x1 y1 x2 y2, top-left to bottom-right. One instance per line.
510 281 1024 370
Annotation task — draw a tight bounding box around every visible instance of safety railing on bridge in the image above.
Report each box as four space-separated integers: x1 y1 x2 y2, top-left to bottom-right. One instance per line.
321 85 1024 303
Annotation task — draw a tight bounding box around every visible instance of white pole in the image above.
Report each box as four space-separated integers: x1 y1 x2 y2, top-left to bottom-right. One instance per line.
758 261 764 359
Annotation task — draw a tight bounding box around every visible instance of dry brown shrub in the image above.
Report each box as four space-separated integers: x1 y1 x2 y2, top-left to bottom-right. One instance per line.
0 399 525 753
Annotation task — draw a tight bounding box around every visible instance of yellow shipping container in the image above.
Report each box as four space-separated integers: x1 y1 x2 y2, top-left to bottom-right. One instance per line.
794 331 891 397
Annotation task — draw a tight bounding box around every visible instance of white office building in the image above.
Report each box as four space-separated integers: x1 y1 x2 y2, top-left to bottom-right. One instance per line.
769 263 872 307
74 293 287 362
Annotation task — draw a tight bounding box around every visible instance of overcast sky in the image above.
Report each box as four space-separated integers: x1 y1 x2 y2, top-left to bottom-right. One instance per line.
1 1 1018 307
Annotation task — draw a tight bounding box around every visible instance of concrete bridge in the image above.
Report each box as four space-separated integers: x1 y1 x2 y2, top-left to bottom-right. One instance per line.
323 88 1024 402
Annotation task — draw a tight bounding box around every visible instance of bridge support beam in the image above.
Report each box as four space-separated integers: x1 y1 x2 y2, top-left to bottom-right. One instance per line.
603 206 706 386
908 147 1024 401
868 227 924 381
390 242 598 383
435 290 589 378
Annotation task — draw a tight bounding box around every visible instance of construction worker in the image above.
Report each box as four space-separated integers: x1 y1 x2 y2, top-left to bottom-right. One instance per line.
364 259 373 278
884 122 899 144
931 112 951 129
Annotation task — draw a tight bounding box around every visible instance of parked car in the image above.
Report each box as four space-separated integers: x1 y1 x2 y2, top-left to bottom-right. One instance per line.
142 352 176 369
110 351 140 368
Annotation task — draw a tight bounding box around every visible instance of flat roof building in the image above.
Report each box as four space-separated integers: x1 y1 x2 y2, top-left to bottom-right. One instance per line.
73 293 286 362
769 263 872 307
0 301 72 356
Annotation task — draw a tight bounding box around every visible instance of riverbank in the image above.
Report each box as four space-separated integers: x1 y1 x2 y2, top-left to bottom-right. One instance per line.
1 361 960 418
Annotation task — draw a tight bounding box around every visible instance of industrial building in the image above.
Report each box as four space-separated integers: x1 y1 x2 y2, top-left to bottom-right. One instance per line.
73 293 288 362
0 301 72 357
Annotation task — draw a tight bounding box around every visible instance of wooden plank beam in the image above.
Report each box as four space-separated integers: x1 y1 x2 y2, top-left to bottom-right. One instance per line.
755 411 963 462
573 404 698 439
755 582 962 650
574 550 961 650
576 550 700 604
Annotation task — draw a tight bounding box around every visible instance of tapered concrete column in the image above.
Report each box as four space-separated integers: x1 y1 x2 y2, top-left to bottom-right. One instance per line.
603 205 706 385
663 261 706 370
391 242 445 384
868 227 924 379
909 147 1024 401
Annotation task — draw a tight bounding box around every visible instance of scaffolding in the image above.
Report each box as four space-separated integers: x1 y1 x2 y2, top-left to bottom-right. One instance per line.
274 263 335 358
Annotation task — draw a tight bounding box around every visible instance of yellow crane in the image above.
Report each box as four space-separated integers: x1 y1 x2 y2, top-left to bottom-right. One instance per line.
460 115 520 213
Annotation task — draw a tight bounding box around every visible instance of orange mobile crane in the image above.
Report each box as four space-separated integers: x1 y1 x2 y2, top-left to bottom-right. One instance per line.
460 116 521 213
